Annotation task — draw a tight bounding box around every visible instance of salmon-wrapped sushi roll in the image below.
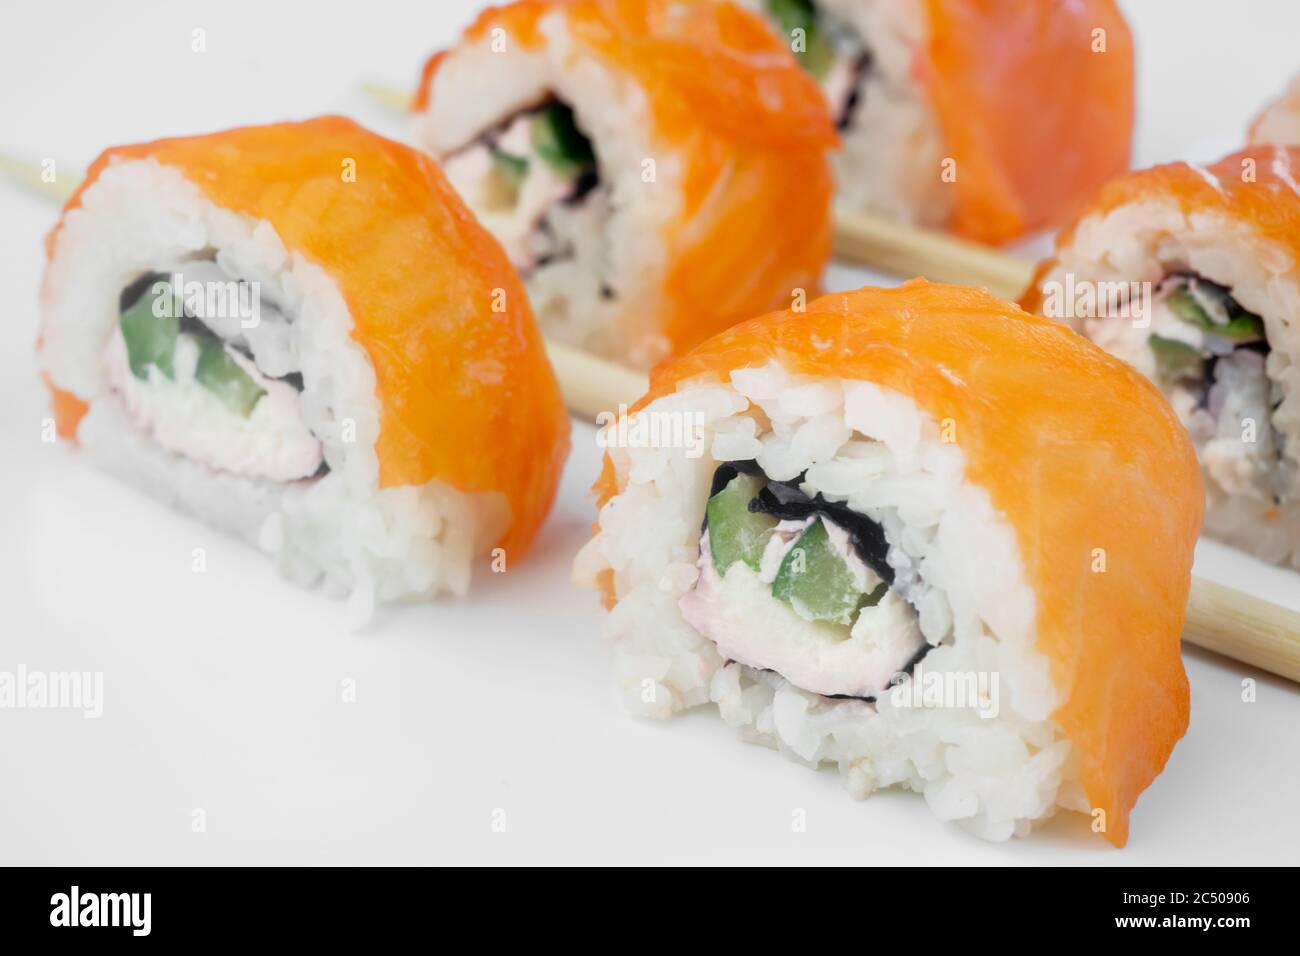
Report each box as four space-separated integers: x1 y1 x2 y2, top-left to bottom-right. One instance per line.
410 0 837 368
1249 74 1300 145
738 0 1135 243
574 281 1201 845
39 117 570 616
1022 146 1300 568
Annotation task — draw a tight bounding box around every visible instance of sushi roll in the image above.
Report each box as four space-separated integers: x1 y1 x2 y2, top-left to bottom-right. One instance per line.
38 117 570 616
1021 146 1300 568
409 0 837 368
738 0 1136 243
1250 73 1300 145
574 281 1201 845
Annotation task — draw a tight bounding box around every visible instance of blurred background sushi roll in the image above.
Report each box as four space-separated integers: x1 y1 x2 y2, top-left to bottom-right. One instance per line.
38 117 570 618
1250 73 1300 145
575 281 1202 845
409 0 838 368
1022 146 1300 569
738 0 1136 243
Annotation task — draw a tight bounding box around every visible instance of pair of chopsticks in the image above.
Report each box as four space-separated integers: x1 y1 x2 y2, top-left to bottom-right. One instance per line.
5 150 1299 686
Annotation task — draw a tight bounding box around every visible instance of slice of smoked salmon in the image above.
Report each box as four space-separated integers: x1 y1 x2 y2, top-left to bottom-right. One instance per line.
922 0 1135 243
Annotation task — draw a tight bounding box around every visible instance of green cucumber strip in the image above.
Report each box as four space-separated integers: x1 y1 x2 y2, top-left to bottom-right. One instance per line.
772 518 870 626
707 473 777 574
120 282 179 380
858 582 888 610
532 102 595 176
1213 314 1267 342
1165 286 1212 327
1166 286 1265 342
764 0 834 79
193 337 266 417
491 148 529 198
1148 334 1205 383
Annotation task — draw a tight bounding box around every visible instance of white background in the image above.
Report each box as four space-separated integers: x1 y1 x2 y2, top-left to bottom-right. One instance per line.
2 0 1299 865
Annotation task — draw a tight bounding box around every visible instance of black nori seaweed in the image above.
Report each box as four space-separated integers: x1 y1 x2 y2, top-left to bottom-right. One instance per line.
705 458 764 500
752 476 894 586
700 459 765 533
277 372 306 392
726 638 933 705
837 52 873 131
702 460 894 585
704 460 926 700
566 167 599 204
824 643 934 702
119 272 165 312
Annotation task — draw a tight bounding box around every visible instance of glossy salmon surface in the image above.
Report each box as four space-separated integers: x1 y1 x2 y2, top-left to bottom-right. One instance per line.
922 0 1135 243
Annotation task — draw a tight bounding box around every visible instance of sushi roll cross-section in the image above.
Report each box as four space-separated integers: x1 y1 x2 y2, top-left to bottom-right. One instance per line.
38 117 570 618
576 281 1202 845
411 0 838 368
1022 146 1300 569
740 0 1136 243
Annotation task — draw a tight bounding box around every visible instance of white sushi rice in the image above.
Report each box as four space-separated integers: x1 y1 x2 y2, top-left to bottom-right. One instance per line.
1035 185 1300 567
39 158 510 619
574 363 1086 841
820 0 951 225
412 9 676 367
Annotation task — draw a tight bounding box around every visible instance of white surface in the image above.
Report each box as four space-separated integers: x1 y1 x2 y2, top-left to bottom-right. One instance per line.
2 0 1299 865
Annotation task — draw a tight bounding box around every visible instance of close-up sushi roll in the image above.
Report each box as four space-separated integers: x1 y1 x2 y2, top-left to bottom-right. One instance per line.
409 0 837 367
736 0 1136 243
1021 146 1300 568
575 281 1203 845
38 116 570 615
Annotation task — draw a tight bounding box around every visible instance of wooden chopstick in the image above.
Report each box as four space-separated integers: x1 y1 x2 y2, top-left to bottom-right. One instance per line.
361 83 412 112
544 340 648 414
1185 579 1300 682
833 211 1036 299
0 153 76 203
6 153 1299 684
